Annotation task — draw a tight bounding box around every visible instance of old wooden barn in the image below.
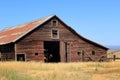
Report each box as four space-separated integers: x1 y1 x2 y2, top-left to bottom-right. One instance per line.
0 15 108 62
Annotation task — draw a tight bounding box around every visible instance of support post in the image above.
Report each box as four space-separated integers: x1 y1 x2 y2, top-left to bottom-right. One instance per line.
14 44 17 61
65 42 69 62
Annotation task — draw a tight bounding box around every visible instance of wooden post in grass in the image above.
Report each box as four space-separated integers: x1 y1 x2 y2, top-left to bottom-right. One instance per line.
113 55 116 61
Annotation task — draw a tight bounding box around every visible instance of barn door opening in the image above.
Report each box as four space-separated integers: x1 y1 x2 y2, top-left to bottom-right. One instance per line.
17 54 25 61
44 41 60 62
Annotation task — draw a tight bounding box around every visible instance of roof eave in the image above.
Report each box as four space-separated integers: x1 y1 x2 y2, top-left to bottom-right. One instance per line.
67 26 109 50
0 42 14 45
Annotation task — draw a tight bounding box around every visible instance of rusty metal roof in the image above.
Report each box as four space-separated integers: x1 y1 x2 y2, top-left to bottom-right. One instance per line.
0 15 55 45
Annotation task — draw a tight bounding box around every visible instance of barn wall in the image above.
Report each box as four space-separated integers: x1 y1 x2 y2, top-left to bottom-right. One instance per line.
69 40 107 62
0 52 15 61
15 41 44 61
16 17 107 62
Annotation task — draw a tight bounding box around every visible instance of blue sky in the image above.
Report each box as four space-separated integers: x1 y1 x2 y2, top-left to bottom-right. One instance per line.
0 0 120 47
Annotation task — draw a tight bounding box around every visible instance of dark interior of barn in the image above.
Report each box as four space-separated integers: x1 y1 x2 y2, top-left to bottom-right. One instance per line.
44 41 60 62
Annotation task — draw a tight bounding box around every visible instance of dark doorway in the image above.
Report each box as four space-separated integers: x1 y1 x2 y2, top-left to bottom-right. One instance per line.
17 54 25 61
44 41 60 62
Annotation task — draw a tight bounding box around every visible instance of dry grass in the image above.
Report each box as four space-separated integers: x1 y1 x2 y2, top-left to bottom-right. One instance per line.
0 61 120 80
107 50 120 58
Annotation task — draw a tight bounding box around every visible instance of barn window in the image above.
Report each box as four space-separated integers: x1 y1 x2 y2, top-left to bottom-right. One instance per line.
52 20 57 26
92 51 95 55
77 52 81 55
35 53 38 56
77 50 84 56
51 30 59 39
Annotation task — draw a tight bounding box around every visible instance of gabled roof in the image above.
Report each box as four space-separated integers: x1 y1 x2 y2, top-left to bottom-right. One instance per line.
0 15 108 50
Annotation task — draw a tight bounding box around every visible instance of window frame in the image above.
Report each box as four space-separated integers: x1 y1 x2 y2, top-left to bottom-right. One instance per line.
51 29 59 39
51 20 58 27
16 53 26 61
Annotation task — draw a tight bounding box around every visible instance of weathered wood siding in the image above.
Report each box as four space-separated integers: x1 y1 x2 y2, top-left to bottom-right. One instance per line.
15 17 107 62
0 52 15 61
16 41 44 61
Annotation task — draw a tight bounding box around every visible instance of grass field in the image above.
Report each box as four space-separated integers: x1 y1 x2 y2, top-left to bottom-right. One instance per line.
107 50 120 58
0 62 120 80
